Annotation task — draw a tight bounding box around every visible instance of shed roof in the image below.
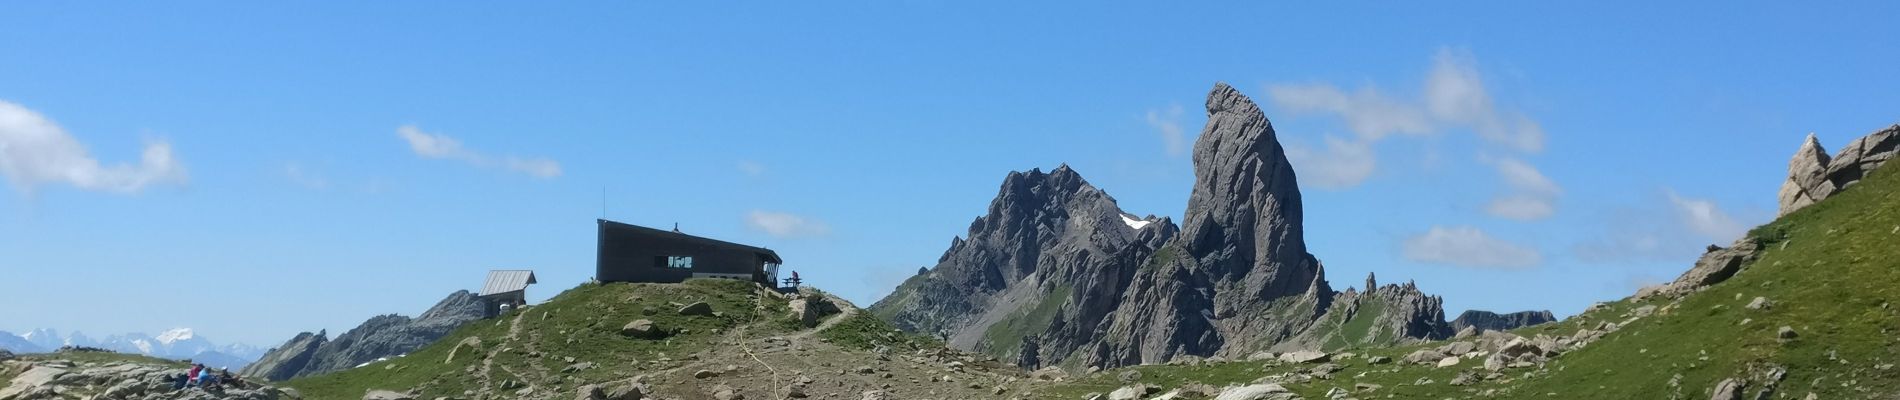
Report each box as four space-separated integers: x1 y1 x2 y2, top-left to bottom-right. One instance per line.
480 270 538 296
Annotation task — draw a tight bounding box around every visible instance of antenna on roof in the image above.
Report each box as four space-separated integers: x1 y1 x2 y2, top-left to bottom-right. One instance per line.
673 222 681 233
601 187 607 219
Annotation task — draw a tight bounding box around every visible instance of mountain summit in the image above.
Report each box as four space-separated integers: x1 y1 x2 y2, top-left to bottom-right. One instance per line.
874 83 1455 369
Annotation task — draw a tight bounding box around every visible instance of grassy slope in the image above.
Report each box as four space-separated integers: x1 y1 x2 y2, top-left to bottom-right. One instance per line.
284 279 801 400
1034 166 1900 399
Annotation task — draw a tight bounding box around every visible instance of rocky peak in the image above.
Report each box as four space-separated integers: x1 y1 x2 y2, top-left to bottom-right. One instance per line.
1085 82 1335 367
1777 124 1899 215
239 290 485 381
870 163 1172 363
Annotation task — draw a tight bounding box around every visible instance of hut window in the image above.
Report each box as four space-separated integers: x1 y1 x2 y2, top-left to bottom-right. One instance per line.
654 256 694 269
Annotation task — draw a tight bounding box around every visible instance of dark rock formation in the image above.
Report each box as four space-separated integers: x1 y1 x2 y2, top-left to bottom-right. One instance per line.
1778 125 1900 215
871 164 1177 368
236 331 326 382
1280 277 1454 351
239 290 485 381
1450 310 1557 333
875 83 1454 369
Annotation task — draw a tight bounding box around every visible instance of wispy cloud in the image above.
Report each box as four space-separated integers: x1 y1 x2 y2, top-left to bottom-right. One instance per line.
1573 189 1757 263
0 100 188 194
1484 157 1561 220
1666 190 1747 242
1145 105 1188 157
745 210 830 239
1402 225 1542 268
397 124 561 179
1267 48 1551 202
1284 135 1377 188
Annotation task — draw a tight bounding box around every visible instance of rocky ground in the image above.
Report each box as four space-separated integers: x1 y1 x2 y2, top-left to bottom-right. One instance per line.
0 350 297 400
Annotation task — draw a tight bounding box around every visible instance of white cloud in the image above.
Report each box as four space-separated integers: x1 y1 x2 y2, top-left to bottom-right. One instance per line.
1267 48 1543 152
1666 190 1747 242
1402 225 1541 268
746 210 830 239
737 160 766 177
1267 84 1434 142
1145 105 1188 157
396 124 561 178
1483 157 1560 220
1285 135 1377 189
1266 48 1549 197
1423 50 1545 153
1573 189 1759 263
0 100 188 193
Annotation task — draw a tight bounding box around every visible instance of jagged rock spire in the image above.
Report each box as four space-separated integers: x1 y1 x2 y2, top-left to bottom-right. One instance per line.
1366 272 1377 291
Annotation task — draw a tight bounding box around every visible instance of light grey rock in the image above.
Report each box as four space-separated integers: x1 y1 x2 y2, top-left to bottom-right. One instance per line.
1646 239 1763 300
363 389 417 400
1745 297 1773 310
1778 326 1798 340
1711 378 1745 400
1107 384 1148 400
1212 383 1298 400
1779 133 1833 215
621 319 660 339
1277 350 1330 364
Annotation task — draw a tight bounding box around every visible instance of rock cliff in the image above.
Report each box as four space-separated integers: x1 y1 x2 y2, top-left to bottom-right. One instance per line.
876 83 1454 369
239 290 484 381
1778 124 1900 215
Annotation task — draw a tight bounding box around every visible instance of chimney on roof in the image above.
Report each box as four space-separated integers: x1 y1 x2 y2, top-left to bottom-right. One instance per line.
673 223 681 233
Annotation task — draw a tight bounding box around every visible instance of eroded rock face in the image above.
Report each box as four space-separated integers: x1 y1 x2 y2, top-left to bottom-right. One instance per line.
241 290 485 380
1450 309 1558 333
876 83 1458 369
1778 125 1900 215
869 163 1176 369
1643 239 1762 300
1278 279 1454 351
235 331 327 382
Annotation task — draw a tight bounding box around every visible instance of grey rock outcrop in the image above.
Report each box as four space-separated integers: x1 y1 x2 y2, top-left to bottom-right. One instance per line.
1086 82 1336 368
870 163 1177 369
1777 125 1900 215
234 331 326 382
875 83 1455 369
1640 239 1762 300
1 357 294 400
240 290 485 381
1450 309 1558 333
1279 278 1454 350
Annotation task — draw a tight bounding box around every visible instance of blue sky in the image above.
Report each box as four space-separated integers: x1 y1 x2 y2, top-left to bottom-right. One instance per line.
3 2 1897 347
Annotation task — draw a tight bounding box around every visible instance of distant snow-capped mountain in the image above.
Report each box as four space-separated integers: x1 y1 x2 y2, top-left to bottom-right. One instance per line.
0 328 262 369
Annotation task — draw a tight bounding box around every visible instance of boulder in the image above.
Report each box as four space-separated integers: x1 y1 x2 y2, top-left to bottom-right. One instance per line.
0 366 68 400
364 389 417 400
678 302 715 316
1778 326 1798 340
1779 133 1834 215
1645 239 1762 300
1436 356 1461 368
1276 350 1330 364
1212 383 1298 400
1745 297 1773 310
1028 366 1069 381
621 319 661 339
1107 384 1148 400
1402 349 1445 365
1711 378 1745 400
